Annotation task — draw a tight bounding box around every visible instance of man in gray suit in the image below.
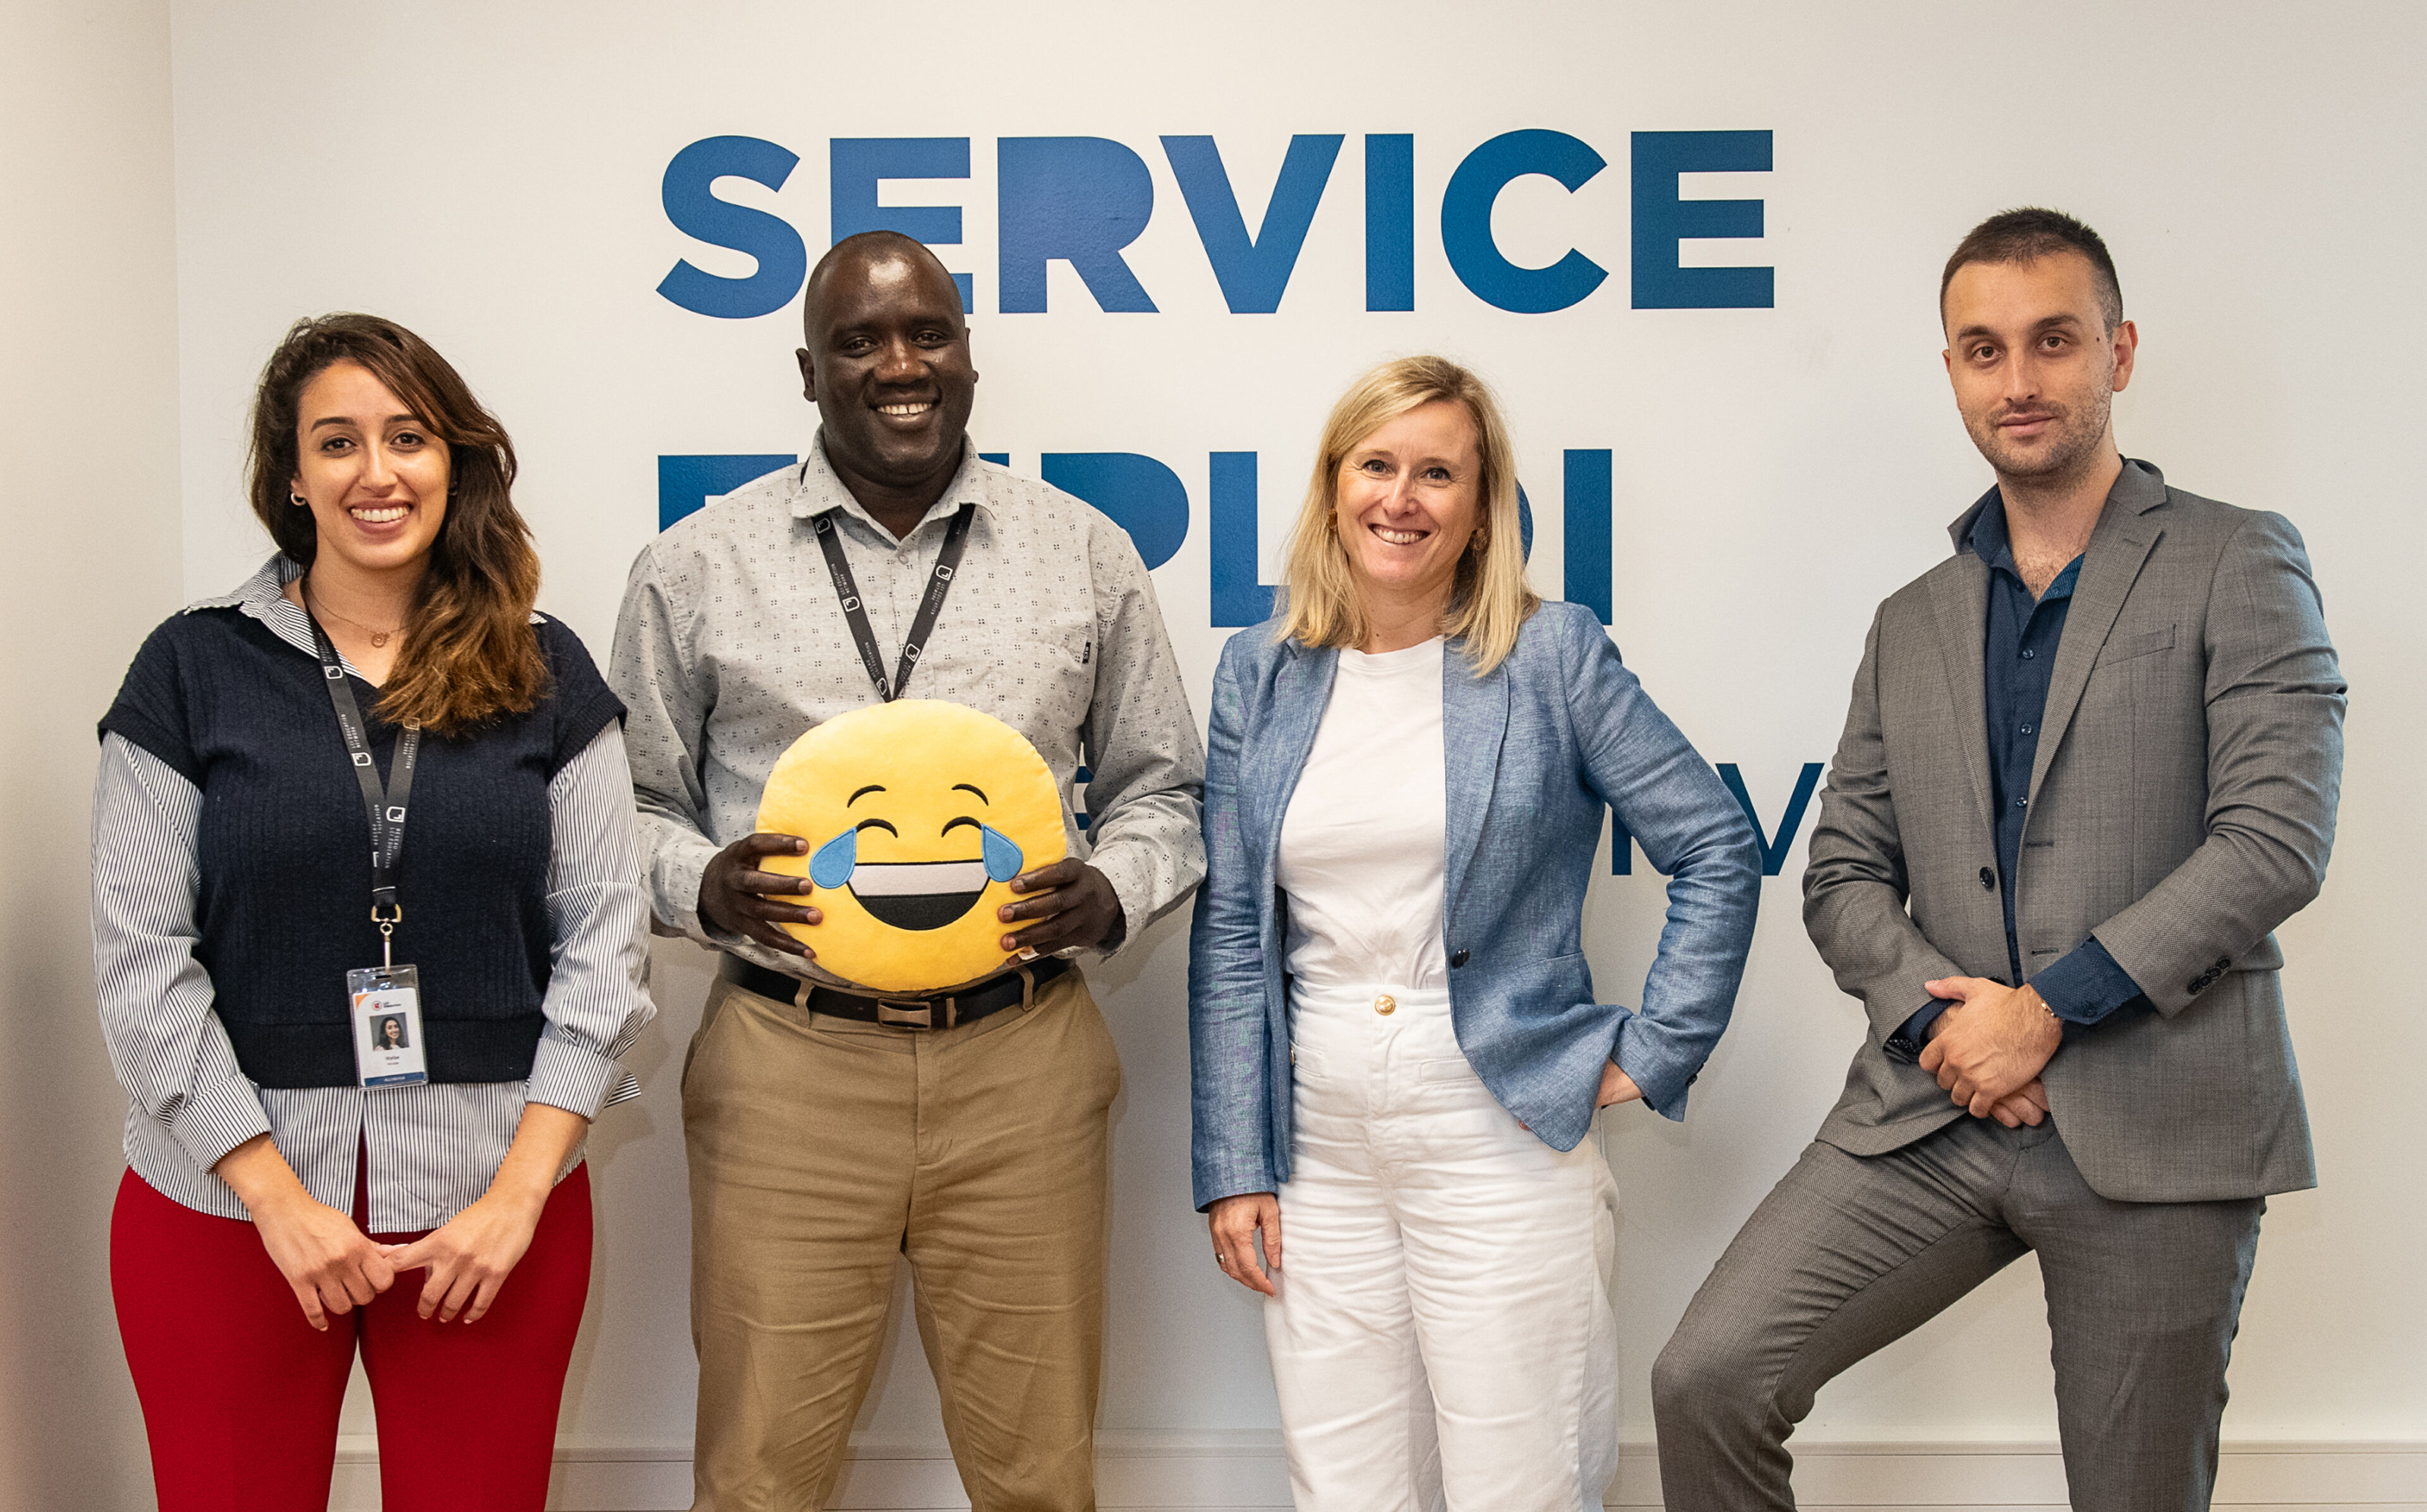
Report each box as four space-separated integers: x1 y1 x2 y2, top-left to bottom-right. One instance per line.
1652 209 2345 1512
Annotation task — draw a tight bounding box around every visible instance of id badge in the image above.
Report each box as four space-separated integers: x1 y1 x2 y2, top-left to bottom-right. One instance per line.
348 965 430 1089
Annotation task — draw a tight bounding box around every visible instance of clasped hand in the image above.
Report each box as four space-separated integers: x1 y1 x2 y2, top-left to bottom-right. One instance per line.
1918 976 2060 1127
379 1187 547 1324
699 832 1123 958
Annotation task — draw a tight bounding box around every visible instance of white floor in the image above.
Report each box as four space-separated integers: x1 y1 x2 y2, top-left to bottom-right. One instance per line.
325 1435 2427 1511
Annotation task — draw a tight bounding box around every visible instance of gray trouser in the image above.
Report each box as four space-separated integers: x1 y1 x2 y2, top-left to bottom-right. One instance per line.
1651 1118 2263 1512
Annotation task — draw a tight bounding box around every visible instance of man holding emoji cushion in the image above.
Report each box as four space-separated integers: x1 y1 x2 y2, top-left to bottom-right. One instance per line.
610 231 1205 1512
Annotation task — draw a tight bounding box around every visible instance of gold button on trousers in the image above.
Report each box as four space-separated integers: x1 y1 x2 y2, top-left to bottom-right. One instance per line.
682 966 1121 1511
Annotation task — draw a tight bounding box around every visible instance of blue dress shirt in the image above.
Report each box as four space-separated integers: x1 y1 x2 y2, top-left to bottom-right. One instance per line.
1892 491 2148 1054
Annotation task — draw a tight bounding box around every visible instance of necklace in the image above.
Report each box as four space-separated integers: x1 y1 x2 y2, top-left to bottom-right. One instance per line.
303 575 404 648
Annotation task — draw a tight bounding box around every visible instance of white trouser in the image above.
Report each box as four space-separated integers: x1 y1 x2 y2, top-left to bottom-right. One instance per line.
1267 982 1620 1512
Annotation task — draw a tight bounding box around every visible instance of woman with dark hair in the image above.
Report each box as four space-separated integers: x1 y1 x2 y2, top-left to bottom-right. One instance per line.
94 313 654 1511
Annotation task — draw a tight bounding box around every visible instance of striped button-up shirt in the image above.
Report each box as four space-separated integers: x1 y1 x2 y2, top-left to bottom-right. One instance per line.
92 559 655 1232
611 437 1205 977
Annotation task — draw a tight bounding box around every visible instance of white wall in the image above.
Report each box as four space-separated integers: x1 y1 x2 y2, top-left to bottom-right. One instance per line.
6 3 2424 1508
0 3 183 1508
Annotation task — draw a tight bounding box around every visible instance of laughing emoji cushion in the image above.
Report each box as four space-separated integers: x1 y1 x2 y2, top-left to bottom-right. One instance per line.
755 699 1068 993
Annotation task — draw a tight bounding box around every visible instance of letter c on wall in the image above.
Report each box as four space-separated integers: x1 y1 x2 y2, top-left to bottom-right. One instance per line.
1440 130 1610 315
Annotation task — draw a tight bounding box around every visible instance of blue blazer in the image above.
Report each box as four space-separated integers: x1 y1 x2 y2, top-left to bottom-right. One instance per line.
1188 602 1762 1211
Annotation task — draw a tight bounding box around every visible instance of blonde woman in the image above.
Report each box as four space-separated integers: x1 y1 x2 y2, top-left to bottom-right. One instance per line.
1188 356 1761 1510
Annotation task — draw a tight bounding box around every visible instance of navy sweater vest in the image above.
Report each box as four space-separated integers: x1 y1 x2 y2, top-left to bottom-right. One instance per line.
101 603 623 1087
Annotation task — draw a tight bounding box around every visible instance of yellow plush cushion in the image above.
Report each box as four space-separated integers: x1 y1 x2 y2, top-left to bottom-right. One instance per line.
755 699 1068 993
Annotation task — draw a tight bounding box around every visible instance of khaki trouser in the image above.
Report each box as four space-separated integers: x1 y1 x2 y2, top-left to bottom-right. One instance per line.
683 965 1121 1512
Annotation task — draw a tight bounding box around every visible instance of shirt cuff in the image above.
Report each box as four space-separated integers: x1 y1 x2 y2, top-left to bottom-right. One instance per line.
1610 1013 1696 1122
1885 998 1953 1063
652 830 725 947
2029 937 2146 1027
173 1075 276 1175
1081 843 1148 957
525 1034 621 1120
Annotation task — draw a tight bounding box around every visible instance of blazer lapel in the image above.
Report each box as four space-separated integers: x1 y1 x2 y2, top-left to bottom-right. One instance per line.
1250 643 1337 885
1925 557 1997 836
2026 472 2166 802
1440 643 1510 910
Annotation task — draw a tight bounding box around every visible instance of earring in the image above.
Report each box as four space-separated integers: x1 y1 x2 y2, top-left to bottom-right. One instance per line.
289 492 307 507
1468 530 1488 554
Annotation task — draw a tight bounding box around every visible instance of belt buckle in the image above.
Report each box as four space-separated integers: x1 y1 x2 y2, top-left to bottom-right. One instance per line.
875 1000 935 1029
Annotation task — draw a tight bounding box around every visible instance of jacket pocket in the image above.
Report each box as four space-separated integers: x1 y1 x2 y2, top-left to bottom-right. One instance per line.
2098 624 2177 665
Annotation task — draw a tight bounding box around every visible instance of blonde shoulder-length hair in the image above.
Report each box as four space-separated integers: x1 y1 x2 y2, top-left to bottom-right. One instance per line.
1274 354 1540 675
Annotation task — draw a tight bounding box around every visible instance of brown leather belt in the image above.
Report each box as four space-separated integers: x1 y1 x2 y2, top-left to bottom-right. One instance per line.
722 954 1069 1031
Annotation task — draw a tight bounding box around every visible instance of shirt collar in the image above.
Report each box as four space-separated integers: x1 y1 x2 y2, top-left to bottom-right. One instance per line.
1963 490 2084 602
184 555 319 654
186 554 542 674
1947 457 2165 556
786 429 994 543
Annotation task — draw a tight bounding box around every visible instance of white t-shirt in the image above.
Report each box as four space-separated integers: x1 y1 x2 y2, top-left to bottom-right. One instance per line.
1275 637 1449 991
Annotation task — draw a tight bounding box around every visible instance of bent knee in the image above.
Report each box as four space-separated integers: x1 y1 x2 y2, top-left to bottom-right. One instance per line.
1652 1321 1767 1427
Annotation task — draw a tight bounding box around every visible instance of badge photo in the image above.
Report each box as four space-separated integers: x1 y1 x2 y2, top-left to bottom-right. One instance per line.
348 965 430 1089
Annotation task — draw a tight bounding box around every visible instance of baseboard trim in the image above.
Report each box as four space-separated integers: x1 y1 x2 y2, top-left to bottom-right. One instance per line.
327 1434 2426 1510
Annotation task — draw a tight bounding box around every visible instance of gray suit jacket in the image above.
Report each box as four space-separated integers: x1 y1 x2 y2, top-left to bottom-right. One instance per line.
1803 460 2344 1202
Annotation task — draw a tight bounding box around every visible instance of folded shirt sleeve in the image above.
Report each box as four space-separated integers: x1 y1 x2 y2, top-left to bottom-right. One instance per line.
91 734 275 1172
528 723 659 1118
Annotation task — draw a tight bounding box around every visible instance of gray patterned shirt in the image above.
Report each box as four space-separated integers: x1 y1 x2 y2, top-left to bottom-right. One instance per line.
610 435 1205 979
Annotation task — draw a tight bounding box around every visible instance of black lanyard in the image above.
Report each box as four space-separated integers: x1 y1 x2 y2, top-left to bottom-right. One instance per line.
308 615 420 955
813 502 975 702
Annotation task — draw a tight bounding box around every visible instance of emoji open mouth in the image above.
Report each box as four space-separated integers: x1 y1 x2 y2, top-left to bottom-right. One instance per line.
845 859 990 931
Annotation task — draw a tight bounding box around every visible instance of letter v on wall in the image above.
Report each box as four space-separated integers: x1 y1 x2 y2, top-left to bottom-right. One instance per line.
1161 135 1344 314
1612 763 1822 875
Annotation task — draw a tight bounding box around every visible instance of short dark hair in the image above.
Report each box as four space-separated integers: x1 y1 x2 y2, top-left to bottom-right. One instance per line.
1940 208 2122 330
801 229 964 339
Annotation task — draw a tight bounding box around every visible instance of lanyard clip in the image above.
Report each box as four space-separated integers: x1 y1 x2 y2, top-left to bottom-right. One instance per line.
372 901 401 970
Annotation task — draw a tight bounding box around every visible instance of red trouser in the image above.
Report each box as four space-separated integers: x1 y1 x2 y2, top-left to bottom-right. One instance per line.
110 1159 592 1512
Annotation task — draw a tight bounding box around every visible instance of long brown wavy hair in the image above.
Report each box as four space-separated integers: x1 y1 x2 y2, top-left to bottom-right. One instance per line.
248 314 547 734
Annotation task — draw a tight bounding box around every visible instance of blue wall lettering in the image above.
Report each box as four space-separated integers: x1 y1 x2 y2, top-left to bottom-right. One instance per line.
1042 452 1189 568
998 138 1160 313
1564 449 1612 624
1365 134 1415 312
658 453 798 530
1630 130 1773 310
1614 761 1823 874
830 137 975 313
657 136 808 320
1718 760 1824 875
1440 130 1610 314
1162 135 1343 315
1209 451 1278 627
